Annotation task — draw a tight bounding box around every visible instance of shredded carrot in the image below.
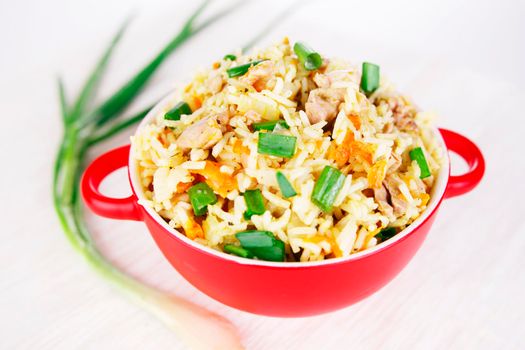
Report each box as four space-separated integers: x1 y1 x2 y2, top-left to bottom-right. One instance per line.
367 159 388 189
327 236 343 258
192 96 202 110
176 181 193 194
348 114 361 130
303 234 327 244
328 141 350 167
416 193 430 206
183 218 204 240
232 139 250 155
184 83 193 93
212 61 220 69
192 161 237 197
328 132 374 167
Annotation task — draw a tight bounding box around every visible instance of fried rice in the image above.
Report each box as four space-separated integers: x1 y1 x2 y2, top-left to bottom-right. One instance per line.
131 38 443 262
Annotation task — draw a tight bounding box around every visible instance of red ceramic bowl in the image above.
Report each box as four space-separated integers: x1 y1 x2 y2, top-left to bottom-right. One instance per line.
81 96 485 317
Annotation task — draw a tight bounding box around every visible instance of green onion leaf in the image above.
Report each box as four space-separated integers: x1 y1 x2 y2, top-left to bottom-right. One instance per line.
164 101 192 121
89 0 227 127
88 105 153 147
223 54 237 61
276 171 296 198
360 62 380 96
188 182 218 216
227 59 265 78
257 132 296 158
409 147 431 179
293 42 323 71
311 166 346 212
224 244 253 258
375 227 397 242
253 119 289 131
243 189 266 219
235 230 285 262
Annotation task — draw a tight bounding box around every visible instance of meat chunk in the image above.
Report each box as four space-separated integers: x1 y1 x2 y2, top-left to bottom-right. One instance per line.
374 185 395 221
383 174 408 216
305 87 345 124
176 117 222 150
388 98 418 131
239 60 275 92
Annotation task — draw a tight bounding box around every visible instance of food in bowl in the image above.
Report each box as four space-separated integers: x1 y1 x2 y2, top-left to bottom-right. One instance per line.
131 38 443 262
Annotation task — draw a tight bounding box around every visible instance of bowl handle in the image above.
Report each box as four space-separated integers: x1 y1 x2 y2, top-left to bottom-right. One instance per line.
439 128 485 199
81 144 141 221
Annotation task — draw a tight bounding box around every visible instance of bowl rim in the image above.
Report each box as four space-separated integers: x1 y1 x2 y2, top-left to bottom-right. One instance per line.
128 91 450 268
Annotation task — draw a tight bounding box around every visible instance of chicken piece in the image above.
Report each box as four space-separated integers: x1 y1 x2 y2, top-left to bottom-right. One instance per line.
239 60 275 92
387 152 402 174
305 87 345 124
389 97 418 131
176 117 222 150
374 185 395 221
383 175 408 217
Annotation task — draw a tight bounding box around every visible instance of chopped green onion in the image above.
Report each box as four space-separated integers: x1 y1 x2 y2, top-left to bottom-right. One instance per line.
311 166 346 212
409 147 431 179
164 101 192 121
293 42 323 71
224 244 253 258
227 59 265 78
223 54 237 61
375 227 397 242
253 119 289 131
235 230 274 248
257 132 297 158
188 182 217 216
243 189 266 219
276 171 296 198
360 62 380 96
249 241 285 262
235 230 285 262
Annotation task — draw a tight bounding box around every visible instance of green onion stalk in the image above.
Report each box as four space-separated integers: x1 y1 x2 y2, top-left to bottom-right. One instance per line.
51 1 260 348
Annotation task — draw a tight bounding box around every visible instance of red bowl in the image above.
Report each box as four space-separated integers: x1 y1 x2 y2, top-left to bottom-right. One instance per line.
81 100 485 317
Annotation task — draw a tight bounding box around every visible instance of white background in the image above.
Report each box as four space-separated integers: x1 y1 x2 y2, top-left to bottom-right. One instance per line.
1 0 525 349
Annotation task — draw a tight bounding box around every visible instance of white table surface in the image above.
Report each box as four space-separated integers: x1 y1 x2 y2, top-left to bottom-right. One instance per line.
2 0 524 349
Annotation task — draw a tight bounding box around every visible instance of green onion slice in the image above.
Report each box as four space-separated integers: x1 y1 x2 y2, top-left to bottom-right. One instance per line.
253 119 289 131
257 132 297 158
227 59 265 78
293 42 323 71
311 166 346 212
243 189 266 219
276 171 297 198
164 101 192 121
223 54 237 61
360 62 380 96
188 182 217 216
235 230 285 262
224 244 253 258
374 227 397 242
409 147 431 179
